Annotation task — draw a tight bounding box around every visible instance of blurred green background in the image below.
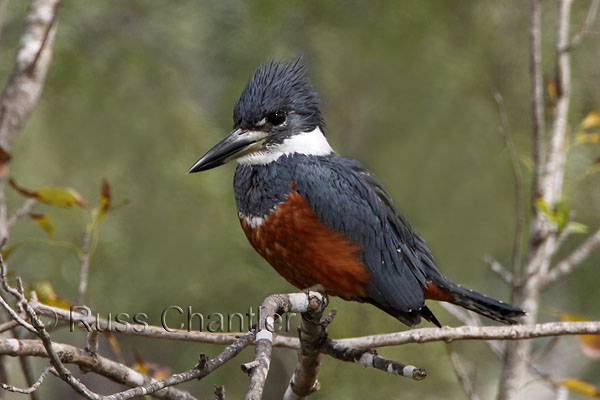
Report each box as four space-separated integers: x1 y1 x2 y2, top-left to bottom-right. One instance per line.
1 1 599 399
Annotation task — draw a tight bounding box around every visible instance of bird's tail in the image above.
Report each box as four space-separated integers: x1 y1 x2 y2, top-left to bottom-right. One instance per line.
428 277 525 324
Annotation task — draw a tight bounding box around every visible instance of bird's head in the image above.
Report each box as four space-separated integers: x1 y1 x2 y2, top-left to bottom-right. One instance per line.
187 57 331 173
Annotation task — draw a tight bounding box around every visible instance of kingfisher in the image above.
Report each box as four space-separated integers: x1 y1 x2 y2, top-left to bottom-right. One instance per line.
187 57 524 327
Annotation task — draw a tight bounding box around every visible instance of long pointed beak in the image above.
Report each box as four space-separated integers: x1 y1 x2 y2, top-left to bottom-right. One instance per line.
187 128 268 173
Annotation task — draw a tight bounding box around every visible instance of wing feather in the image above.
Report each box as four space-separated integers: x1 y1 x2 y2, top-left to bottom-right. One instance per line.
292 154 432 314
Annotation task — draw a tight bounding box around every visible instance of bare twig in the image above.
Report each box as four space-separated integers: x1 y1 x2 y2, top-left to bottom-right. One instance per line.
32 301 272 346
85 330 99 356
0 337 196 400
542 226 600 287
0 319 19 333
554 211 575 251
439 303 504 357
1 260 99 399
564 0 599 51
529 0 545 204
103 331 255 400
77 230 92 305
6 198 37 229
0 363 51 395
484 255 515 286
12 328 41 400
333 321 600 348
446 345 481 400
214 385 225 400
30 300 600 350
320 341 426 380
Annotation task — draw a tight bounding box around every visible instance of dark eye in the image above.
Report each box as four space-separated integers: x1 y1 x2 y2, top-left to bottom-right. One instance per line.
267 110 286 126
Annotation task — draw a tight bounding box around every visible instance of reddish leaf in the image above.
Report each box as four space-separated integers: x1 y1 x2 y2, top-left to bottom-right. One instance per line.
93 179 111 224
0 147 12 165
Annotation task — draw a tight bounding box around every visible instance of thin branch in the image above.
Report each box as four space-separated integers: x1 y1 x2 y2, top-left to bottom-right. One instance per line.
85 330 99 356
529 0 545 204
554 211 575 251
103 332 255 400
0 338 197 400
0 292 36 334
0 259 99 399
333 321 600 348
32 301 275 346
484 255 515 286
564 0 599 51
0 318 19 333
30 300 600 350
439 303 504 357
320 341 426 380
6 198 37 229
446 344 481 400
541 226 600 287
77 230 92 305
214 385 225 400
0 363 52 395
12 328 41 400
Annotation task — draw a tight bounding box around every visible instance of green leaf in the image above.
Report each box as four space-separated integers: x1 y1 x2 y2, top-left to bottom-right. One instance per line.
9 178 87 208
567 222 588 234
36 187 87 208
29 214 55 238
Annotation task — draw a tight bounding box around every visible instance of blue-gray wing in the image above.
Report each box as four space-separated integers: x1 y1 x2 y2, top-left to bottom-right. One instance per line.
292 154 438 325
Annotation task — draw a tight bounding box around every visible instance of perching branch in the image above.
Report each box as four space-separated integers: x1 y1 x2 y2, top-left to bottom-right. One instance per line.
283 295 328 400
28 299 600 350
244 292 323 400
